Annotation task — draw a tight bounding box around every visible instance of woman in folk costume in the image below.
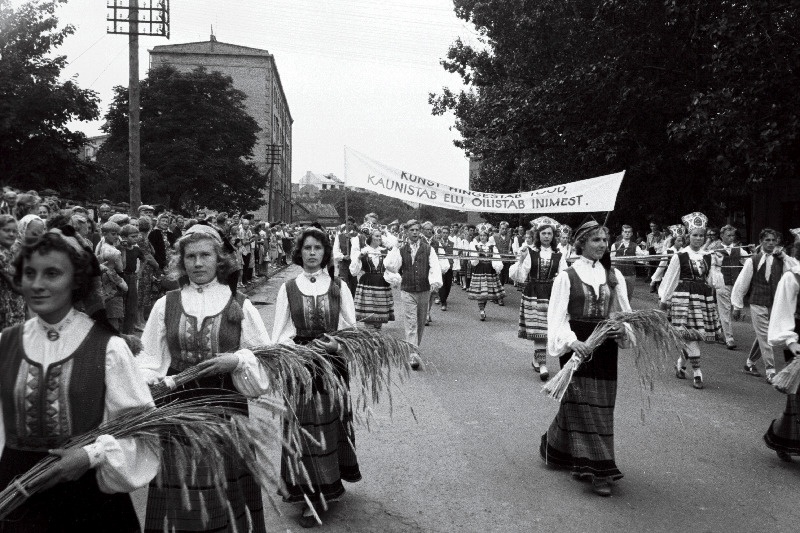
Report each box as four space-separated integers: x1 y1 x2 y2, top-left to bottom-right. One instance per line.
765 235 800 462
511 217 568 380
138 224 272 533
556 224 574 260
0 230 159 532
467 225 505 321
458 226 471 290
649 226 686 293
350 226 395 328
540 221 632 497
272 227 361 528
658 213 722 390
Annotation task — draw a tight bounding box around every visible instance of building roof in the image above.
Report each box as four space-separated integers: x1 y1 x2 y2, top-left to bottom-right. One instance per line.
298 171 344 188
299 201 339 219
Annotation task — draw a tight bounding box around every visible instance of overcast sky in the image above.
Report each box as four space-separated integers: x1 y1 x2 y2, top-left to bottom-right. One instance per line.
49 0 477 188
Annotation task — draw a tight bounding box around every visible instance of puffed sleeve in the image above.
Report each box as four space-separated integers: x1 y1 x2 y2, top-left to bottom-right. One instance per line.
338 280 357 329
332 235 345 262
82 337 160 493
230 299 271 397
382 232 398 249
768 270 799 347
610 268 634 349
428 246 443 288
509 250 531 283
349 248 363 278
557 253 569 273
547 270 577 357
271 283 295 345
469 242 480 267
137 295 171 383
658 254 681 303
384 246 401 273
731 258 754 309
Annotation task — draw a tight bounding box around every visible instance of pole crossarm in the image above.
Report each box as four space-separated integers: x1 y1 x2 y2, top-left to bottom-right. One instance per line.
107 0 170 37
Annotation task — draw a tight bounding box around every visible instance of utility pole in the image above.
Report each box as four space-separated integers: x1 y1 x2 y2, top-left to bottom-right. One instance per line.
108 0 170 216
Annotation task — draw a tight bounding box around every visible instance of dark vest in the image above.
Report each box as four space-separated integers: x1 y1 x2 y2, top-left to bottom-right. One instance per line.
399 240 431 293
615 240 637 276
494 234 511 254
678 252 711 281
0 323 109 451
747 253 783 307
360 253 387 274
565 268 613 319
527 248 562 282
285 277 341 339
720 247 743 286
164 289 246 372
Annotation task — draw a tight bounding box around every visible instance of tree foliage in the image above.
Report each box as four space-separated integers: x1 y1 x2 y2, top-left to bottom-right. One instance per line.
0 0 101 196
99 65 263 213
431 0 800 229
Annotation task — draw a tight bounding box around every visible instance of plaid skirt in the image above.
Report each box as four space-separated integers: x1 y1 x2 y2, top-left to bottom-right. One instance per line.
764 347 800 455
144 443 265 533
540 319 623 480
518 279 555 340
467 264 506 302
354 273 395 323
281 389 362 504
668 280 723 342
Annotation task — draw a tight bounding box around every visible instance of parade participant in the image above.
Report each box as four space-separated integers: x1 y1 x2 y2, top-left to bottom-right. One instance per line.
467 226 505 321
659 212 722 389
97 243 127 330
385 219 443 369
421 221 442 323
458 226 470 290
0 215 25 329
556 225 574 259
97 202 112 224
765 239 800 462
511 217 567 379
710 224 748 349
645 222 665 281
540 221 632 497
650 226 685 291
732 228 793 382
611 225 647 291
10 214 44 258
463 224 477 289
272 227 361 528
1 231 159 531
494 221 513 287
512 225 526 255
333 217 361 296
138 223 272 533
437 225 455 311
350 227 394 328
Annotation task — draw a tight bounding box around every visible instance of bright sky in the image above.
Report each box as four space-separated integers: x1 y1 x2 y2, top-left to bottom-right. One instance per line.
49 0 476 189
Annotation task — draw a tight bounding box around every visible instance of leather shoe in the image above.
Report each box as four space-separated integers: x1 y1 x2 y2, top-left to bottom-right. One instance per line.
410 354 422 371
592 477 612 497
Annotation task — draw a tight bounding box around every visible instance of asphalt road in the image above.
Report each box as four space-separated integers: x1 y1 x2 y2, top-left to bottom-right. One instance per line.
140 266 799 532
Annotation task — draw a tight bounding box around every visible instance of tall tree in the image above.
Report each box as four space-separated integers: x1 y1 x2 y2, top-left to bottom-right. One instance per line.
0 0 101 196
99 65 263 213
431 0 800 230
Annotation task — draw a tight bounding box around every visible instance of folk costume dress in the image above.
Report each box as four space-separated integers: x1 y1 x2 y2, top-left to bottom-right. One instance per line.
350 245 394 325
765 266 800 456
540 258 632 480
138 279 272 533
467 242 505 303
510 246 567 366
659 247 722 381
0 309 159 532
272 271 362 505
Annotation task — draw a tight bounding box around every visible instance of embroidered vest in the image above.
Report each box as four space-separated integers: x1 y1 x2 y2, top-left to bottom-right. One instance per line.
721 247 743 286
360 253 387 275
164 289 246 372
285 278 341 339
678 252 711 281
565 268 613 319
527 249 562 282
616 241 637 276
747 254 783 307
0 323 109 451
494 235 511 254
399 240 431 293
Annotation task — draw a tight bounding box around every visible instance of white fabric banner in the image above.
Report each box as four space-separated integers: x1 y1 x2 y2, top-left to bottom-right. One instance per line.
344 148 624 213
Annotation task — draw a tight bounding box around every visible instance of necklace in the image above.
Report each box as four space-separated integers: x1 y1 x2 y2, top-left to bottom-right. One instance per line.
40 313 74 342
303 269 323 283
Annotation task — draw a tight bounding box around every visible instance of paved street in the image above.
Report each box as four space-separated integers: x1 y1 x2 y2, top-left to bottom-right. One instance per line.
249 267 798 533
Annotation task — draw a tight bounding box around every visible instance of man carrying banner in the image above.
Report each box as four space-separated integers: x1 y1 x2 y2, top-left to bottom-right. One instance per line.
385 219 443 370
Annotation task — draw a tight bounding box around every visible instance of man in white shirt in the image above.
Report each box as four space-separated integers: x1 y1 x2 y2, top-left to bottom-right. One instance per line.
611 225 647 291
710 224 748 349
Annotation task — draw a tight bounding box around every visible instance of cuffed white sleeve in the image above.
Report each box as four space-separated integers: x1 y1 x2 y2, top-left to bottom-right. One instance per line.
509 252 531 283
384 247 402 273
428 246 443 289
547 271 577 357
338 280 357 328
137 296 171 383
658 254 681 304
231 299 271 396
731 258 754 309
271 283 295 344
768 270 799 347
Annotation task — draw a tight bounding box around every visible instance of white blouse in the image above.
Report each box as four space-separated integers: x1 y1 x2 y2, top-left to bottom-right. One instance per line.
768 267 800 348
137 279 271 397
272 271 357 344
0 309 160 493
349 244 388 278
509 246 568 284
658 247 705 303
547 257 632 357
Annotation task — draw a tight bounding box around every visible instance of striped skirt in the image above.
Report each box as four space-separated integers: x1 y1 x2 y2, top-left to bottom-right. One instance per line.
467 263 505 302
518 279 554 340
764 348 800 455
144 443 266 533
354 273 395 323
281 389 362 505
668 280 722 342
540 319 622 480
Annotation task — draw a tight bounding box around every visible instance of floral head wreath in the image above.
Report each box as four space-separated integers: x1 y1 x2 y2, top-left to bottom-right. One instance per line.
530 216 560 231
681 212 708 231
668 224 686 238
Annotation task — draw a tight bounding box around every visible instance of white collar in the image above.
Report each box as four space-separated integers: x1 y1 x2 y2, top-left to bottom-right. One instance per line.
302 268 326 281
189 279 220 293
37 307 78 339
577 256 601 268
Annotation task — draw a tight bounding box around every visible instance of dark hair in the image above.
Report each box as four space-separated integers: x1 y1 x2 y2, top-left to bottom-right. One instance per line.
292 227 332 268
759 228 779 242
533 224 556 249
13 231 94 303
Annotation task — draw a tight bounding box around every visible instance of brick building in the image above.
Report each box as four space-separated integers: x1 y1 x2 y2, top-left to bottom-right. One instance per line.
149 37 293 221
